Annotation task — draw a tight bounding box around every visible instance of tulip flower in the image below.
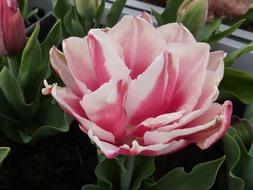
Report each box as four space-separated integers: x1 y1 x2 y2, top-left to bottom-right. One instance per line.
44 12 232 159
0 0 26 55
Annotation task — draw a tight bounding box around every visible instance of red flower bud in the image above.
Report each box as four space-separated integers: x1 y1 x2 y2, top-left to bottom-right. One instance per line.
0 0 26 55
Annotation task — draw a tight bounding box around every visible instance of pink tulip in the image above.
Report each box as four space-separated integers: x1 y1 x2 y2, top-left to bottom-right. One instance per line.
0 0 26 55
43 12 232 159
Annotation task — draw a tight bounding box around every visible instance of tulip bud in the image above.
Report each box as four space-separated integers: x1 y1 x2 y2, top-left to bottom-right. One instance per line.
75 0 99 20
0 0 26 55
177 0 208 33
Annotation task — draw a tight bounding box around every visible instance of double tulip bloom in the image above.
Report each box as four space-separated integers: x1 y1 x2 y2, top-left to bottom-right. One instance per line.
0 0 26 55
44 12 232 159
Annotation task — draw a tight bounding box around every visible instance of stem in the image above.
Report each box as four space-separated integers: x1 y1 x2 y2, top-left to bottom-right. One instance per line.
7 56 18 77
121 156 135 190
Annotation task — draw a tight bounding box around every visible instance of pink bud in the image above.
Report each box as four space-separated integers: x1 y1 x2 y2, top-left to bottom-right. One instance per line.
0 0 26 55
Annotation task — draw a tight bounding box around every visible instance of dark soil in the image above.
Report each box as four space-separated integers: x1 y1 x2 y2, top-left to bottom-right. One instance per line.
0 122 98 190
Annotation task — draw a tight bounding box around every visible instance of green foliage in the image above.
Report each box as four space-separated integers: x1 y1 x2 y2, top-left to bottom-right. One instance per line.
106 0 127 27
52 0 127 37
152 0 184 26
0 21 71 143
244 104 253 124
196 18 221 42
82 155 155 190
0 147 10 167
219 121 253 190
206 19 246 44
219 68 253 104
18 0 39 21
141 157 225 190
224 42 253 67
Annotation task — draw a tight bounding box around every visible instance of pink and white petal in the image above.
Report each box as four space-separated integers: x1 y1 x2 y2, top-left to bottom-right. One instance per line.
62 37 99 91
141 140 189 156
88 130 119 159
133 110 185 136
125 52 178 125
50 47 90 96
167 43 210 112
108 15 167 78
118 139 189 156
80 79 128 141
137 11 153 24
88 29 130 84
185 101 232 149
194 71 220 109
155 101 232 147
157 23 196 44
50 85 115 143
144 116 222 145
208 51 226 81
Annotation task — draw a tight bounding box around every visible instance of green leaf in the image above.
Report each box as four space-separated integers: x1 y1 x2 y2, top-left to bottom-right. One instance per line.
244 104 253 124
131 157 155 190
0 98 71 144
94 0 105 28
207 19 246 44
41 20 63 77
41 20 63 53
17 25 43 104
232 117 253 152
219 68 253 104
221 132 245 190
0 67 36 119
25 8 39 21
0 147 10 167
162 0 184 23
151 8 164 26
196 18 222 42
52 0 70 20
83 156 155 190
64 8 85 37
141 156 225 190
106 0 127 27
221 127 253 190
18 0 28 20
225 42 253 67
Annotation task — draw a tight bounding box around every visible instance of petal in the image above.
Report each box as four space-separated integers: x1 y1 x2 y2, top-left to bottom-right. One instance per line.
88 130 188 158
144 101 232 148
108 15 167 78
194 71 219 109
167 43 210 112
50 85 115 143
133 110 185 137
157 23 196 44
50 47 90 96
88 29 130 84
125 52 178 125
137 11 152 24
208 51 226 81
80 79 128 141
185 101 232 149
62 37 99 91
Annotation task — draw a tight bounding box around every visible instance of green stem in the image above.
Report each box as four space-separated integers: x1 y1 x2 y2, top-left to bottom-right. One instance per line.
121 156 135 190
7 56 18 77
